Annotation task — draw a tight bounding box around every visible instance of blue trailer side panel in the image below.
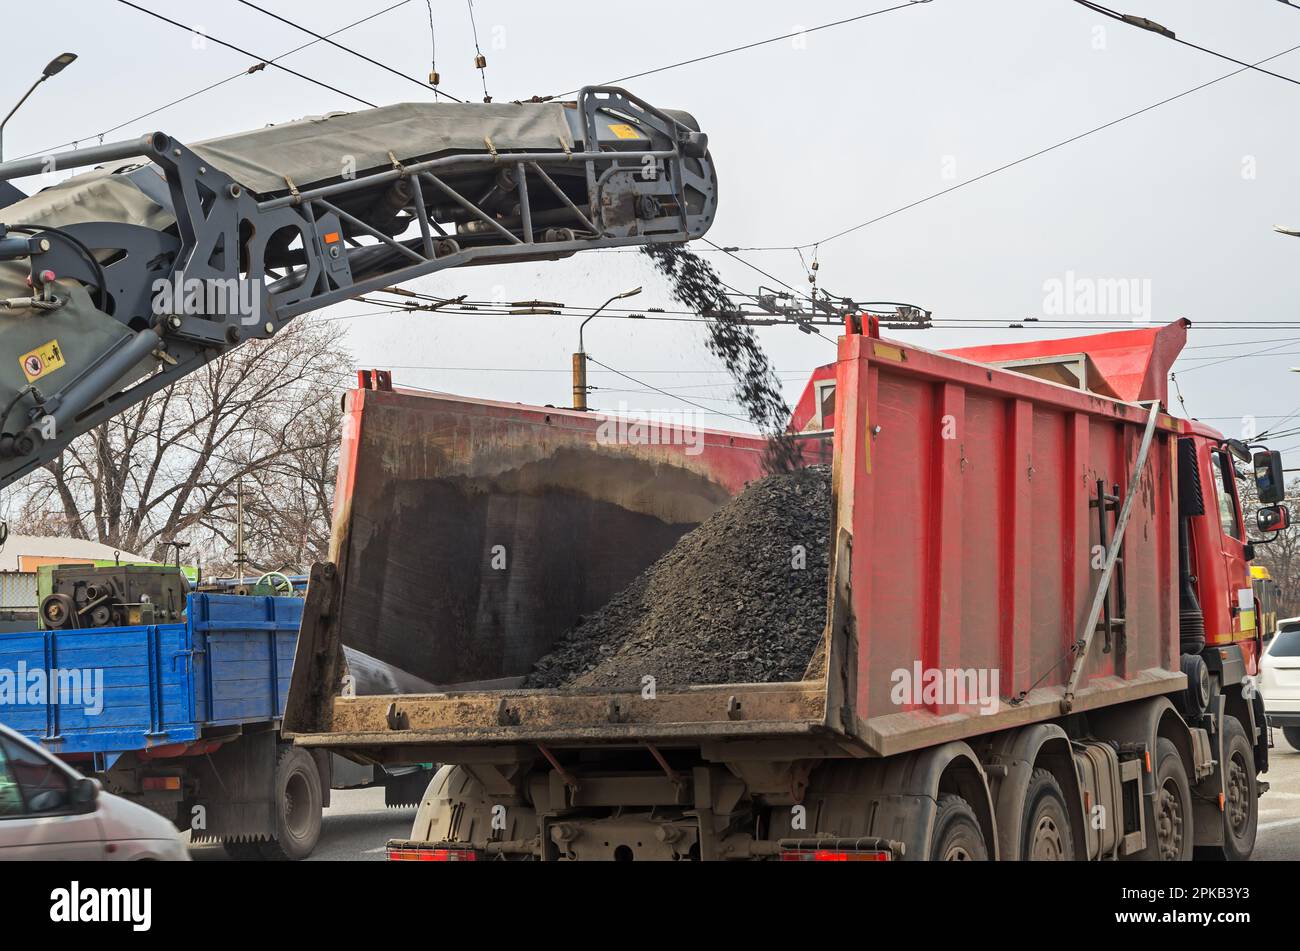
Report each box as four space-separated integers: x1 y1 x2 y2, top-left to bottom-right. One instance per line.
190 595 302 726
0 594 302 756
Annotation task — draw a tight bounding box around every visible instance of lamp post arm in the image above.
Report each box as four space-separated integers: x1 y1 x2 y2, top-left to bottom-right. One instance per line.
0 76 47 162
579 295 620 354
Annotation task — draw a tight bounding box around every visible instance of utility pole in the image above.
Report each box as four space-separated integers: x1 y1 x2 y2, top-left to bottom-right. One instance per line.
233 480 248 583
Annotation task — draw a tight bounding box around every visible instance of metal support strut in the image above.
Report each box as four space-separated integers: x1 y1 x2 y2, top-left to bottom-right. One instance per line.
1062 401 1161 713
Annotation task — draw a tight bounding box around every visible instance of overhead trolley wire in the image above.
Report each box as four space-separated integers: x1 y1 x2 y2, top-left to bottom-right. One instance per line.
547 1 935 99
114 0 379 108
15 0 419 162
466 0 492 101
1069 0 1300 90
235 0 464 101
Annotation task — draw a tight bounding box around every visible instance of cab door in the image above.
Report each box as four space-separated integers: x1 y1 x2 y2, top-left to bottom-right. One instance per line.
1207 447 1255 645
0 737 104 860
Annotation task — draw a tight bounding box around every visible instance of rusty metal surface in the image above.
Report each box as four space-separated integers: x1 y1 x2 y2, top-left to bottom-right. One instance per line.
331 388 774 686
857 667 1185 757
316 680 826 737
282 561 345 737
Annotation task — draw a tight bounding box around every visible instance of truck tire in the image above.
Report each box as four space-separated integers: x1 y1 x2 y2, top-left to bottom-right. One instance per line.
929 794 989 861
1021 769 1074 861
1140 737 1193 861
257 746 323 861
1206 716 1257 861
1283 726 1300 752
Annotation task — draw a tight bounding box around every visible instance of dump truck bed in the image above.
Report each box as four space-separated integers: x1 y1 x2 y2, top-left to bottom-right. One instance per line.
287 323 1187 764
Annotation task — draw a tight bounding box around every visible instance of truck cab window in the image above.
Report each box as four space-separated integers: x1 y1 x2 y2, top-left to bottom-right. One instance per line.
1210 448 1242 542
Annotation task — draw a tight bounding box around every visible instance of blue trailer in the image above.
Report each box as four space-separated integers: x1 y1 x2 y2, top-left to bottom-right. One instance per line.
0 591 427 859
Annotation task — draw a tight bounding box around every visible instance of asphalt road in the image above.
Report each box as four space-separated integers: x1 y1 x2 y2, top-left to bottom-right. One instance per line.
188 787 415 861
187 730 1300 861
1252 727 1300 860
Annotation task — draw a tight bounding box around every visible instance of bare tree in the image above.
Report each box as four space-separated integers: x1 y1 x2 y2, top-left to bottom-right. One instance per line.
8 319 351 575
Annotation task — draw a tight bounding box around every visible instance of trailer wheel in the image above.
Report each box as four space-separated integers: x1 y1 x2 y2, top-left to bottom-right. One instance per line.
1021 769 1074 861
1283 726 1300 752
258 746 323 861
1208 716 1257 861
1141 737 1193 861
929 794 989 861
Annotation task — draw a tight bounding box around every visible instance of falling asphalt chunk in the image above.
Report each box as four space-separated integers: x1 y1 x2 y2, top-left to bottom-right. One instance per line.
639 244 801 473
524 465 831 689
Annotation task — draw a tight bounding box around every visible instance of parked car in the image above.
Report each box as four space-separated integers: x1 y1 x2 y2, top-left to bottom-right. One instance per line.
1262 618 1300 752
0 724 188 860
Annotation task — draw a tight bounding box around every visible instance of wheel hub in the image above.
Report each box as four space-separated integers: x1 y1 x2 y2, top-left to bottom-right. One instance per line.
1030 814 1065 860
1226 752 1250 836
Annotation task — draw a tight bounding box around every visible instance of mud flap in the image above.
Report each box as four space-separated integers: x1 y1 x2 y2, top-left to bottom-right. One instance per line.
184 731 279 843
384 767 435 808
1191 694 1227 848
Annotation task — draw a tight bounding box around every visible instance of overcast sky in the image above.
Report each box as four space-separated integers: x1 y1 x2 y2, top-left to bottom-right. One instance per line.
6 0 1300 455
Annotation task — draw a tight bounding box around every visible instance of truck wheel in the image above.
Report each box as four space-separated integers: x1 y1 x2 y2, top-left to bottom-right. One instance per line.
929 794 989 861
1021 769 1074 861
1209 716 1258 861
258 746 323 861
1283 726 1300 752
1141 737 1193 861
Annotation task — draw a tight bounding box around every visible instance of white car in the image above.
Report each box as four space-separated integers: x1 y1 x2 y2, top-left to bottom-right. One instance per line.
0 724 189 860
1262 618 1300 752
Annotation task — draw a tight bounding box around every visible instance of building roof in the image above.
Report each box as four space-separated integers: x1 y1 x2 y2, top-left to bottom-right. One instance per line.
0 535 150 572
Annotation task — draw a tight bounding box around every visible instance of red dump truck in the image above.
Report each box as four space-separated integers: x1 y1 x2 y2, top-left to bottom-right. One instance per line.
284 316 1283 861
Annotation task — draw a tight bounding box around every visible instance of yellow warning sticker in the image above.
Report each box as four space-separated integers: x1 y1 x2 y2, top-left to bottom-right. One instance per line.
19 339 65 383
608 123 642 140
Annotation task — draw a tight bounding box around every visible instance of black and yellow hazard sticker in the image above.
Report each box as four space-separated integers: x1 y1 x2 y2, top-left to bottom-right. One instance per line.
19 339 65 383
608 123 642 140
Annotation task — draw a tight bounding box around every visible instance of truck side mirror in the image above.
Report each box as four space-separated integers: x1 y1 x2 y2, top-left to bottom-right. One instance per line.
1257 504 1290 533
1254 450 1285 504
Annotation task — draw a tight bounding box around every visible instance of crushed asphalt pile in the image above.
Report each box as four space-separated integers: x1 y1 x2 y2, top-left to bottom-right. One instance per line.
524 465 831 689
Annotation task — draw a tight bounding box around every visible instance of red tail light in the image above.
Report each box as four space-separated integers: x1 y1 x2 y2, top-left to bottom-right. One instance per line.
387 846 479 862
780 849 891 862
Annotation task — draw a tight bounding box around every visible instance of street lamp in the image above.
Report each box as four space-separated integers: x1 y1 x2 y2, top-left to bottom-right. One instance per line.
1 53 78 162
1275 225 1300 238
572 286 642 411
